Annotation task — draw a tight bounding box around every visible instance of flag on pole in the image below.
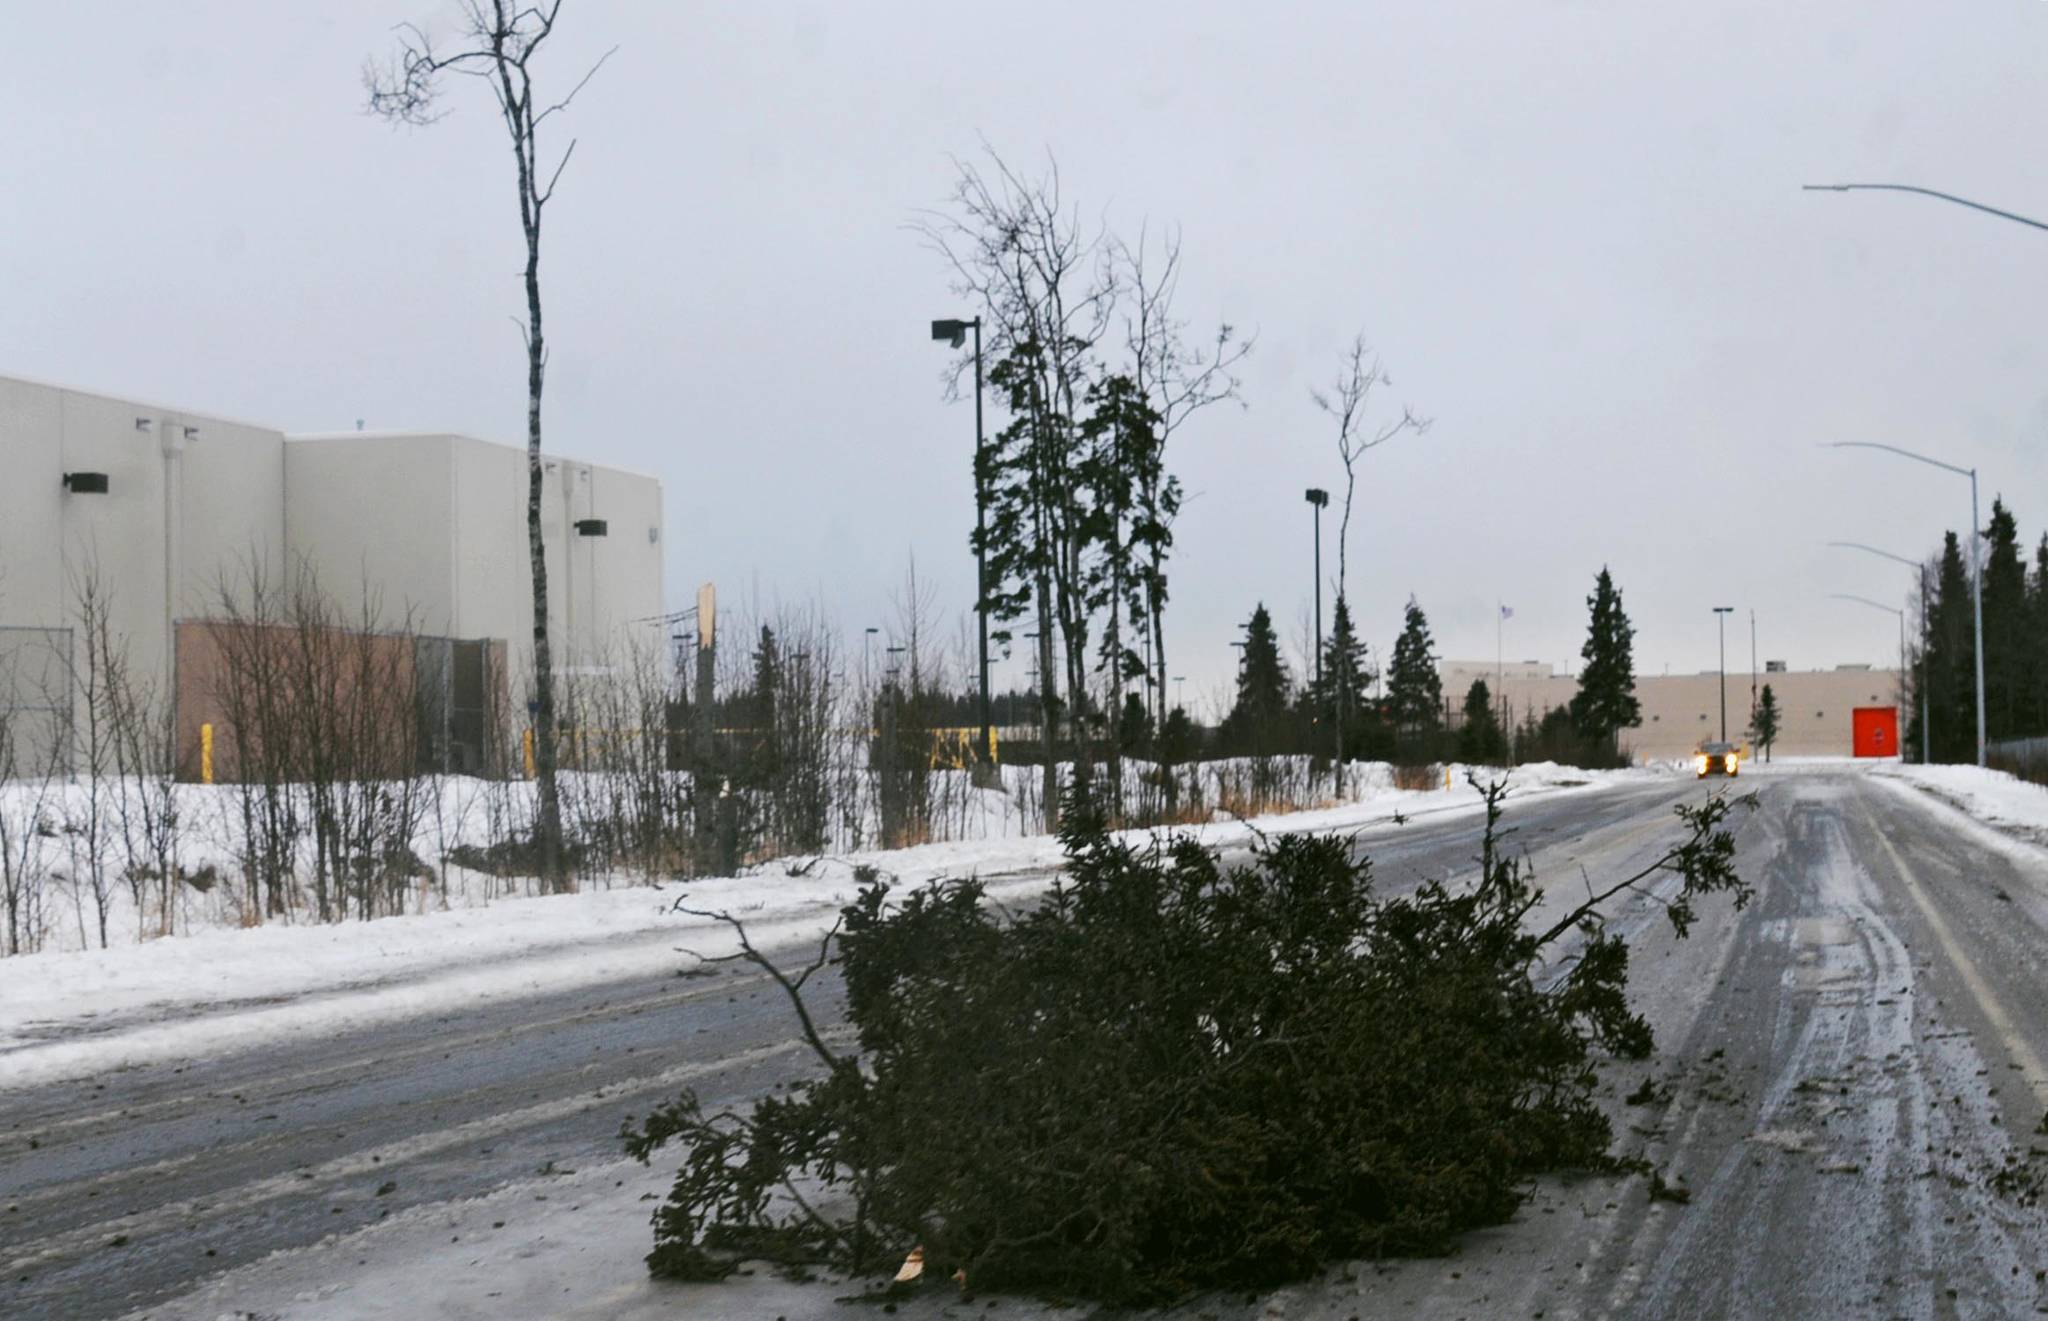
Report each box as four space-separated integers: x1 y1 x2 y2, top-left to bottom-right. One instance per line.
1500 605 1514 620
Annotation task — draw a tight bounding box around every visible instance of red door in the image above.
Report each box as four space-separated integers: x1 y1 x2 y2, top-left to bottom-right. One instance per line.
1852 706 1898 758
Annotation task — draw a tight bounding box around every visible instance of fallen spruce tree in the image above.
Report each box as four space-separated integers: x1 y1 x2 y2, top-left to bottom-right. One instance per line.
622 780 1754 1305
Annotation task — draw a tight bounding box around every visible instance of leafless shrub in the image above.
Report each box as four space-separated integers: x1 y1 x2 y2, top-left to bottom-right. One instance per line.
206 559 431 923
0 630 67 955
1391 762 1442 792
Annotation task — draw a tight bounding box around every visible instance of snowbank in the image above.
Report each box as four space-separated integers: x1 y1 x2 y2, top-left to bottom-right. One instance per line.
0 762 1645 1090
1871 762 2048 848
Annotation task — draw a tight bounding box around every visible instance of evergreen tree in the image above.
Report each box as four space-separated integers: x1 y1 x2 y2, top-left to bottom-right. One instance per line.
1080 372 1168 794
1752 684 1780 762
1157 706 1199 765
1921 532 1975 763
750 626 781 727
1306 596 1374 763
1570 567 1641 761
1116 691 1154 756
1385 598 1442 755
1459 679 1506 764
749 625 783 779
2030 534 2048 735
1981 498 2027 740
1223 604 1292 754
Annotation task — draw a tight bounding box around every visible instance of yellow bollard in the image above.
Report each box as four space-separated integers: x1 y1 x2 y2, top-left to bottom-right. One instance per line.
523 727 536 778
200 723 214 785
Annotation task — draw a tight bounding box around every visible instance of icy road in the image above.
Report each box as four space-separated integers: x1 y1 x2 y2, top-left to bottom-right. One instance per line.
6 765 2048 1319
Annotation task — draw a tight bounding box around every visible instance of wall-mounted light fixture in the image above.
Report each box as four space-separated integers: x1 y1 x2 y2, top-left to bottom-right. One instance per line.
183 426 200 441
134 418 152 432
63 472 111 494
574 518 608 537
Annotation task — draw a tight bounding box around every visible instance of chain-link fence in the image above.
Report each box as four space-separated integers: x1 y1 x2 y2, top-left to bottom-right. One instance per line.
1988 735 2048 784
0 626 73 776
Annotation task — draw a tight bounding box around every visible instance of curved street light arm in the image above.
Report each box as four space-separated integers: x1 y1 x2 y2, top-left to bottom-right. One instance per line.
1825 540 1922 570
1829 592 1903 617
1818 440 1974 480
1803 183 2048 234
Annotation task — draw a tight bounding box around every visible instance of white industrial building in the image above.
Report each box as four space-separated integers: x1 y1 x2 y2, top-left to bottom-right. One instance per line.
1 373 664 773
1438 659 1903 761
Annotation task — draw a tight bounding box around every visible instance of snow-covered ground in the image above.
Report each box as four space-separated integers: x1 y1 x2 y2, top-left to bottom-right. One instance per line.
0 761 1640 1092
133 1149 995 1321
1872 761 2048 847
0 756 1517 956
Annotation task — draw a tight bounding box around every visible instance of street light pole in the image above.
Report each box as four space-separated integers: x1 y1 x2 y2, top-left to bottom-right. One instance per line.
1713 607 1734 742
1749 610 1757 731
1304 489 1328 687
1827 540 1933 763
1822 442 1985 766
932 317 992 765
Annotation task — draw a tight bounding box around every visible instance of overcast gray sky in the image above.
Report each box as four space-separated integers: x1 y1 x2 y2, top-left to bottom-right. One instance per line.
6 1 2047 712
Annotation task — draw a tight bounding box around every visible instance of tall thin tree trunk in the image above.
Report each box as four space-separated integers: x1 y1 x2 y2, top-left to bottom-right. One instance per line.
517 130 567 892
1035 572 1058 831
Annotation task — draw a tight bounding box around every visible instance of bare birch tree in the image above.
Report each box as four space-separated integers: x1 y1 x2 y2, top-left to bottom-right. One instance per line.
1311 334 1429 792
366 1 614 891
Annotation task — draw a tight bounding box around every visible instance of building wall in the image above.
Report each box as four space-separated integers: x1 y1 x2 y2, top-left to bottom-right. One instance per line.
285 435 459 633
0 374 286 762
1441 660 1903 761
3 377 664 774
296 431 666 719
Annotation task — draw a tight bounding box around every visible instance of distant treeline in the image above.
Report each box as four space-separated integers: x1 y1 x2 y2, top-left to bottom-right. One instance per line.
1903 497 2048 765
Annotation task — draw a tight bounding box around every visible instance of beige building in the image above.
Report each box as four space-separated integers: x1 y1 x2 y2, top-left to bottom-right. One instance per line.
1441 660 1903 762
0 373 664 773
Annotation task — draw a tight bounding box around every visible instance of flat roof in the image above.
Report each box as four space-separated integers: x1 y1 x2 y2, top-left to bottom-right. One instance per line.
0 370 280 434
286 429 659 484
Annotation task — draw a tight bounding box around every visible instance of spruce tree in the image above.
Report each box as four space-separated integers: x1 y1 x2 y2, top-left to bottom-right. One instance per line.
1386 598 1443 756
1923 532 1975 763
1570 567 1641 762
1459 679 1506 764
1307 596 1374 768
1223 604 1292 754
2030 534 2048 735
1117 692 1153 756
750 625 783 779
1752 684 1780 762
1981 498 2026 740
1158 706 1199 765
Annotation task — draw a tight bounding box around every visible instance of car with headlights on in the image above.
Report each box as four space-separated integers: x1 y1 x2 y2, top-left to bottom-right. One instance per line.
1696 741 1739 778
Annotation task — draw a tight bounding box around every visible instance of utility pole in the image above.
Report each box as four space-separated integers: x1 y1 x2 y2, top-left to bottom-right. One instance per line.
1713 606 1734 742
1496 603 1508 734
1749 610 1758 733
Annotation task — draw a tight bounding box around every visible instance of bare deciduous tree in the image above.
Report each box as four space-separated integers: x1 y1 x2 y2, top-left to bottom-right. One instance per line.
1311 334 1430 794
1117 228 1250 731
366 1 614 892
1312 334 1431 607
0 624 67 955
66 564 121 949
